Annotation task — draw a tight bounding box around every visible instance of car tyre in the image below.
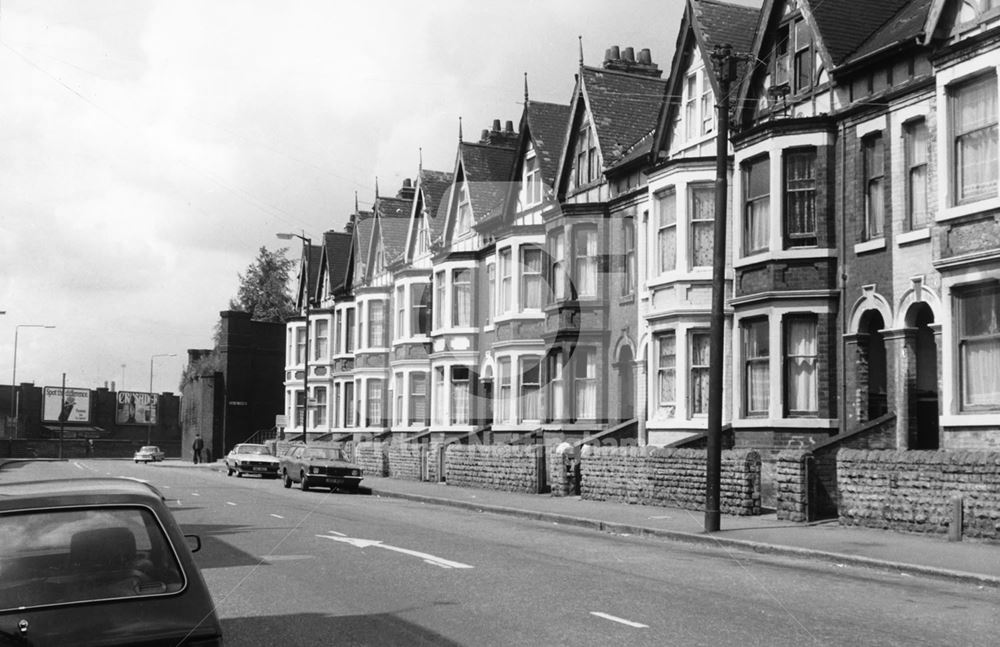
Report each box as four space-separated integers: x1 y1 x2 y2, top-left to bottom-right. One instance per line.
345 482 359 494
226 466 233 476
283 471 292 488
235 470 242 478
299 472 309 491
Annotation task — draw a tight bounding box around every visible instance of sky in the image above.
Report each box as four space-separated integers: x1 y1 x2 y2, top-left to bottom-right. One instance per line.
0 0 691 395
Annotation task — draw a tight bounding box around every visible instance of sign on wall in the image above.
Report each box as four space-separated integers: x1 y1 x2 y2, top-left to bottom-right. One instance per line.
115 390 158 425
42 387 92 423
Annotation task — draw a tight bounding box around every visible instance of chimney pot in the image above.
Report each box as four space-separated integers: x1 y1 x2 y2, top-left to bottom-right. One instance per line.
623 47 635 63
505 120 514 133
492 119 501 132
609 45 620 60
481 129 489 141
403 178 412 188
639 48 652 64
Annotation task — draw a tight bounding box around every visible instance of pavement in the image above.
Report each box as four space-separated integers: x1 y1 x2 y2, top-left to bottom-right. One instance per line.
6 457 999 588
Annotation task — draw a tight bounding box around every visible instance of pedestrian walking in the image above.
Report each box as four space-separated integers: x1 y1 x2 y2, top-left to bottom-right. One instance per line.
86 438 94 457
192 434 204 464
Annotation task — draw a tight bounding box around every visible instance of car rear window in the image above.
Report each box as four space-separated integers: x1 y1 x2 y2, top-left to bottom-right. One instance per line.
0 506 186 610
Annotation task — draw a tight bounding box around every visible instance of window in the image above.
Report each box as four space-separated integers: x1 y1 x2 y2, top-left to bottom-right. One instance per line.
396 286 405 339
435 271 445 329
685 74 698 140
498 249 512 314
742 319 769 416
784 149 817 247
295 327 306 365
904 119 929 230
622 218 636 296
334 310 343 354
497 358 512 423
574 348 597 420
689 184 715 268
774 24 789 86
575 121 598 187
657 333 676 417
452 269 472 326
394 373 403 425
345 308 355 353
793 18 813 93
294 390 305 427
416 218 430 256
956 283 1000 410
701 73 714 135
523 152 542 206
368 301 385 347
314 319 329 360
409 373 428 426
521 248 543 309
549 351 565 421
690 332 711 416
863 134 885 240
314 386 327 428
657 189 676 273
344 381 355 428
743 157 770 255
951 74 998 204
367 380 383 428
434 367 446 425
550 231 566 301
574 229 597 298
519 358 541 422
486 262 495 323
455 182 472 235
784 316 818 416
451 366 471 424
411 284 430 336
333 384 341 427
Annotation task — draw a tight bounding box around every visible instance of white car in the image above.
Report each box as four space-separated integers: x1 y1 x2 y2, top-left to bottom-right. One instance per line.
224 443 280 478
133 445 165 463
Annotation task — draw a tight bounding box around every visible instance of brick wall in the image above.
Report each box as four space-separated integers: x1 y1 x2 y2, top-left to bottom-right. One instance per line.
444 445 543 494
838 448 1000 541
578 447 762 516
775 450 811 521
387 443 426 481
355 441 388 477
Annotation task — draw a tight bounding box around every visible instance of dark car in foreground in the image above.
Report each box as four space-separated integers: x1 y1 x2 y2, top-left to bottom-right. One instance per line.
224 443 280 478
0 478 223 646
279 445 362 493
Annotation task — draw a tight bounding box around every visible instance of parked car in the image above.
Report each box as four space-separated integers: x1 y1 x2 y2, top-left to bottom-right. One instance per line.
133 445 165 463
279 445 363 492
0 478 223 646
224 443 280 478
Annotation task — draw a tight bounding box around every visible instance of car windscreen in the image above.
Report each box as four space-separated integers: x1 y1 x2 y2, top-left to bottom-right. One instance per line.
0 506 185 611
305 448 344 461
237 446 269 455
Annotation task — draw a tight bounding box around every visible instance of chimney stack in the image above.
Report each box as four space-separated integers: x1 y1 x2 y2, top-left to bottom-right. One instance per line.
397 178 416 201
602 45 661 78
478 118 518 147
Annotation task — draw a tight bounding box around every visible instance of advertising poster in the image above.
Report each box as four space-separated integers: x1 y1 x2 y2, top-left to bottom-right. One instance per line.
42 387 92 423
116 391 158 425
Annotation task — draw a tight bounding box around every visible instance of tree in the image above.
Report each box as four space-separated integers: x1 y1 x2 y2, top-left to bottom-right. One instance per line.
229 246 297 323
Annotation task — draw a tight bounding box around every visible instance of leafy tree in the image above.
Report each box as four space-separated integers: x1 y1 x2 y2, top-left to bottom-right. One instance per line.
229 246 297 323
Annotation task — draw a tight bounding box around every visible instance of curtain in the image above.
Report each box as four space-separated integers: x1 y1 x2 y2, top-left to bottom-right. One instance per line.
451 369 470 425
744 321 769 413
690 187 714 267
575 350 596 419
955 76 998 202
964 339 1000 406
786 319 818 413
658 191 676 273
657 335 676 417
575 231 597 297
906 121 929 229
690 334 710 415
454 270 472 326
522 250 542 309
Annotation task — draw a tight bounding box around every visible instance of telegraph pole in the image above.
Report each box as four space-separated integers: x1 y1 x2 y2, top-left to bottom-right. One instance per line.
706 44 735 533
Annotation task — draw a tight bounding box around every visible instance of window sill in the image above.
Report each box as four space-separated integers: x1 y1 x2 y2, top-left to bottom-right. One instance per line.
618 294 635 306
494 312 546 324
938 196 1000 223
853 238 886 255
940 413 1000 427
897 228 931 247
731 418 837 429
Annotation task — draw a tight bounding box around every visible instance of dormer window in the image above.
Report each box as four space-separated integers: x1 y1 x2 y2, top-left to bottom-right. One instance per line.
416 216 430 256
575 120 599 187
455 182 472 235
523 151 542 207
773 15 814 94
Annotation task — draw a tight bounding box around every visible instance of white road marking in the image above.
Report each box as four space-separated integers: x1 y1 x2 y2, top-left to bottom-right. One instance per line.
590 612 648 628
191 492 200 496
327 530 347 537
226 501 237 506
647 515 672 520
270 514 284 519
317 534 473 569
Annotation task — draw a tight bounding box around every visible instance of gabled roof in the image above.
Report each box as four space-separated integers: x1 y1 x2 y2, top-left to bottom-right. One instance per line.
291 240 323 309
418 169 453 241
321 230 352 295
578 66 668 168
803 0 917 69
842 0 932 65
524 100 572 188
380 216 411 264
460 141 519 220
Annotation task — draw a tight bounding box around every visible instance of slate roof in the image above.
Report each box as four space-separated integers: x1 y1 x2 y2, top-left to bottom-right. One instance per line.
525 100 571 188
804 0 920 68
580 66 668 168
351 214 375 283
305 242 323 301
417 169 453 240
374 196 411 219
841 0 932 65
459 141 518 221
379 216 411 263
322 230 353 293
693 0 760 57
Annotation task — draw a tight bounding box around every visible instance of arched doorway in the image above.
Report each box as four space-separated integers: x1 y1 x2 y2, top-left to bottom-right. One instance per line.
618 346 635 421
912 304 939 449
859 310 888 420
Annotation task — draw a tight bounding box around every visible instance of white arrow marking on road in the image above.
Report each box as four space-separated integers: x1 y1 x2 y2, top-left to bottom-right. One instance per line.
270 514 284 519
191 492 200 496
317 534 473 569
590 612 648 628
226 501 237 506
327 530 346 537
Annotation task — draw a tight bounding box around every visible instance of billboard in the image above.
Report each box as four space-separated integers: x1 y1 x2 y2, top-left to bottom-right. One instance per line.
116 391 158 425
42 387 92 423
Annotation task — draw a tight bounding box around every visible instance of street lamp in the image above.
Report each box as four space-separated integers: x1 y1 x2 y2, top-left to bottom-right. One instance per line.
11 324 56 431
276 232 311 444
148 353 176 445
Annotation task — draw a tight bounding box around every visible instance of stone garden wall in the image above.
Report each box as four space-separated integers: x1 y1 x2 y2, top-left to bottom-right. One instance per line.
444 445 543 494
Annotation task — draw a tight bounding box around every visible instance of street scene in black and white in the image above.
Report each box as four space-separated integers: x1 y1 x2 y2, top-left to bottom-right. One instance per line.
3 0 1000 645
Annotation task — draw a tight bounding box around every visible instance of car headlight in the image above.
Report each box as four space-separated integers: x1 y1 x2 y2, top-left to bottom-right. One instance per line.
311 467 319 474
352 470 360 477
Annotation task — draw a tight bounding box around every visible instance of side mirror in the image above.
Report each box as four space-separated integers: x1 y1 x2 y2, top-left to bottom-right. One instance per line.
184 534 202 553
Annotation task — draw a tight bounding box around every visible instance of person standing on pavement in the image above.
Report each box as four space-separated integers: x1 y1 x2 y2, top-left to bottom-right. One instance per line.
192 434 204 464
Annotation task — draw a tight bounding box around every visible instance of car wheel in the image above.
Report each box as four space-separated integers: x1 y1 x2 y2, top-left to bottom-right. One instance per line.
283 471 292 488
299 472 309 491
135 460 139 463
235 470 242 478
345 482 359 494
226 466 233 476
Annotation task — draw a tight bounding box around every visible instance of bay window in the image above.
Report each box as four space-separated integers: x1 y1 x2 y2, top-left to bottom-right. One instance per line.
314 386 327 428
574 229 597 298
451 366 471 425
368 301 385 347
396 286 405 339
656 333 676 417
345 307 355 353
657 189 676 273
394 373 404 425
487 262 496 323
411 284 430 336
550 231 566 301
499 249 512 314
784 316 818 416
314 319 329 360
743 156 770 255
344 381 355 428
434 367 446 425
784 149 817 247
497 359 512 423
951 73 998 204
574 348 597 420
742 319 770 416
435 271 445 329
956 283 1000 410
295 327 306 365
689 332 711 416
521 248 543 310
689 184 714 268
334 311 343 354
453 268 472 326
549 351 565 421
519 358 540 422
367 379 383 428
409 373 428 426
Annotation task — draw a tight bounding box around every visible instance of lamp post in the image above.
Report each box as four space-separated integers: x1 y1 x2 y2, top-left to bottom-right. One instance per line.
11 324 56 434
277 232 311 444
148 353 176 446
